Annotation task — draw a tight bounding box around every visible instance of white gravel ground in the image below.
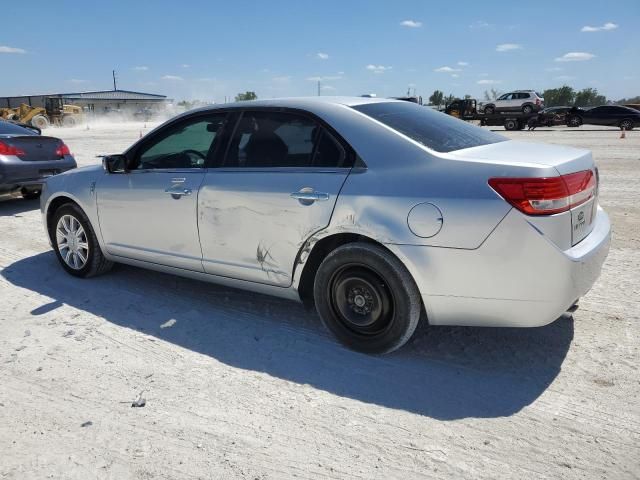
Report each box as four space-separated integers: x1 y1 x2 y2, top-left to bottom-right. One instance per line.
0 121 638 479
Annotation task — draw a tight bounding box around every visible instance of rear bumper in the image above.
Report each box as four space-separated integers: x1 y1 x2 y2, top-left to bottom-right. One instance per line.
389 206 611 327
0 155 76 193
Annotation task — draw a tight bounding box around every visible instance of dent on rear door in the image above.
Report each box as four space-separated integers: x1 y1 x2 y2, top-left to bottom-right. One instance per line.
197 169 349 286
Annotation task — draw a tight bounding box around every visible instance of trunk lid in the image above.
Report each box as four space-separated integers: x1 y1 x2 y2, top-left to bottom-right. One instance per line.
1 135 64 161
447 140 594 175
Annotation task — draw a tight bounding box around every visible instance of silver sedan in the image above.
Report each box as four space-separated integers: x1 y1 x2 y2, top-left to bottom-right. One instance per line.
40 97 611 353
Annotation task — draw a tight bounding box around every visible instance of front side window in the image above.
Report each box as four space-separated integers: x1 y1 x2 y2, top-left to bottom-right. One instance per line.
135 115 226 170
352 102 507 153
224 111 346 168
498 94 510 101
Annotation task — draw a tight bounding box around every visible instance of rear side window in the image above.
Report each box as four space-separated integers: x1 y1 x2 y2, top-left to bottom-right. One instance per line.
224 111 348 168
352 102 507 153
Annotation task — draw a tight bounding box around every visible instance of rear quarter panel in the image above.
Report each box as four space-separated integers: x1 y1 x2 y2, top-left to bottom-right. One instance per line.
306 103 559 249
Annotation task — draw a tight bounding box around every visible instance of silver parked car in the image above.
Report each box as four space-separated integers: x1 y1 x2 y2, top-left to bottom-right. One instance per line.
41 97 610 354
480 90 545 115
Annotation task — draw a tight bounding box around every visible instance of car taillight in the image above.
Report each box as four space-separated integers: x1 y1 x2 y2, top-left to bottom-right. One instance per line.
0 140 25 156
489 170 596 215
536 98 541 105
55 142 71 157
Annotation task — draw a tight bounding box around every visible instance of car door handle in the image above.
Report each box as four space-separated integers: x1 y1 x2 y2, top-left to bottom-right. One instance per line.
165 186 192 196
290 191 329 202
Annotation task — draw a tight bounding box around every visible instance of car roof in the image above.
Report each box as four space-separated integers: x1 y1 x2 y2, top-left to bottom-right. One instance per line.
0 120 39 136
188 96 403 114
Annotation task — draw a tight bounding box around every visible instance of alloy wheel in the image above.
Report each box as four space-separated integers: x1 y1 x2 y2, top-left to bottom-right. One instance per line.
56 214 89 270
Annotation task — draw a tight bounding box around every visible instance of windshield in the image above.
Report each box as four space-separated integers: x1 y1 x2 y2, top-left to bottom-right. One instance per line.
352 102 507 153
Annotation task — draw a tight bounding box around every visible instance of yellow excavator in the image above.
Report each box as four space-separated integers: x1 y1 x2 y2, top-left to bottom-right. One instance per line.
0 97 83 128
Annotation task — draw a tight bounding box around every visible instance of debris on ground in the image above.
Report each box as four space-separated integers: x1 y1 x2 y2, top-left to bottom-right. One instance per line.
131 392 146 408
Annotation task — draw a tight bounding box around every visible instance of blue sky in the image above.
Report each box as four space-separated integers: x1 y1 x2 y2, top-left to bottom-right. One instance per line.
1 0 638 102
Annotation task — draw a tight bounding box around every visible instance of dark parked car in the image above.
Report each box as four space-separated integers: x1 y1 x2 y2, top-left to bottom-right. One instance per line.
527 106 573 130
566 105 640 130
0 120 76 199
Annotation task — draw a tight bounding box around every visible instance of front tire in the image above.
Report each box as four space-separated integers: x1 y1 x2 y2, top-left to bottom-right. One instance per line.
567 115 582 127
313 243 422 354
484 105 495 115
50 203 113 278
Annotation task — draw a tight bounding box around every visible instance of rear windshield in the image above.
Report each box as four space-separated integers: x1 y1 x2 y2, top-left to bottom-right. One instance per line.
0 121 38 136
352 102 507 153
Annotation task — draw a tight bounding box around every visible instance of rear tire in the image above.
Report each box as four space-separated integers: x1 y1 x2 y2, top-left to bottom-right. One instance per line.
504 119 518 131
31 115 49 130
50 203 113 278
522 104 534 114
21 188 41 200
620 119 634 131
62 115 77 127
313 242 422 354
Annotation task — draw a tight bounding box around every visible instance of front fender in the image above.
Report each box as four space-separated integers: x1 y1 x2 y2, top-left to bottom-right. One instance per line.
41 167 103 249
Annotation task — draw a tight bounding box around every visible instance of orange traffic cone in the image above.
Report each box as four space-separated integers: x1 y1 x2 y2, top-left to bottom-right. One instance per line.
620 127 627 139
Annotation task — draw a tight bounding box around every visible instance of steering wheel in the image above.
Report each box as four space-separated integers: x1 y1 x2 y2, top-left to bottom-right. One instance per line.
182 149 207 165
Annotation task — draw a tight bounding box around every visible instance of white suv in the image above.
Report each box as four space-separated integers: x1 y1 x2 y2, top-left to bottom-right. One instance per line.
481 90 544 115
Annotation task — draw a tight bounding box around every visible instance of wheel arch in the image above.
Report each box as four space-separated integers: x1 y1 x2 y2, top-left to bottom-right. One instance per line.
45 195 83 240
294 232 426 320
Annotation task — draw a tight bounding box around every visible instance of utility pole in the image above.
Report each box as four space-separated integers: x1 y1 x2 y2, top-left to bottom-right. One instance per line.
112 70 117 91
317 80 320 96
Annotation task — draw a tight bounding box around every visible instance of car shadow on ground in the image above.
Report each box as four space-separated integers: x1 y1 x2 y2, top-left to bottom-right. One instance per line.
0 196 39 217
2 251 574 420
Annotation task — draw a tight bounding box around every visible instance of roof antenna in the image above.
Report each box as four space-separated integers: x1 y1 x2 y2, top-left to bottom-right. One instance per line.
112 70 117 91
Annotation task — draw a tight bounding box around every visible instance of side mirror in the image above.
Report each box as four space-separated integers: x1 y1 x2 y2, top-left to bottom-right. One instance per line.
102 154 128 173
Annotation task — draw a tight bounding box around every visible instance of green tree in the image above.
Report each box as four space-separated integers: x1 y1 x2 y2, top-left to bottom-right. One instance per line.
235 91 258 102
574 88 606 107
542 86 575 107
429 90 444 108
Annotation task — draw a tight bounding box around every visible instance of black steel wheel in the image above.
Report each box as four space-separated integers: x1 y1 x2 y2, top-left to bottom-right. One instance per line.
313 242 422 354
329 264 394 336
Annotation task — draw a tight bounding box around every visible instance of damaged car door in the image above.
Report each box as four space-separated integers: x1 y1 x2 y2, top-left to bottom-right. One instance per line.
97 114 227 271
198 109 353 286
